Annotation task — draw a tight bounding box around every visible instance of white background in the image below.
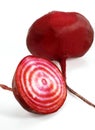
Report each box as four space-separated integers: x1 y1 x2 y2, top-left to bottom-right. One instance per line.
0 0 95 129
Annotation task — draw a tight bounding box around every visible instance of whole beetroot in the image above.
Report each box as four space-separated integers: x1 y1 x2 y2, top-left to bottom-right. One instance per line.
26 11 94 61
26 11 95 108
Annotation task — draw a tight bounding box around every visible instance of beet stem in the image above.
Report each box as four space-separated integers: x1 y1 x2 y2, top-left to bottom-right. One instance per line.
67 85 95 108
59 59 95 108
59 58 66 78
0 84 12 91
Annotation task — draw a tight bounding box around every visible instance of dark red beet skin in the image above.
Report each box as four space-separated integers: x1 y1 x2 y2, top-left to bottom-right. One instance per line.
26 11 94 60
26 11 95 108
12 55 67 114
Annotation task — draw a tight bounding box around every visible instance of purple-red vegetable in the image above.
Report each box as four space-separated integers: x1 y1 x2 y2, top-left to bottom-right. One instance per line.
26 11 95 107
0 11 94 115
12 55 67 114
26 11 94 61
0 55 67 114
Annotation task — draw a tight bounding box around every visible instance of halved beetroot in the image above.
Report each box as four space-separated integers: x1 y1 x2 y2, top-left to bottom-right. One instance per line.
12 55 67 114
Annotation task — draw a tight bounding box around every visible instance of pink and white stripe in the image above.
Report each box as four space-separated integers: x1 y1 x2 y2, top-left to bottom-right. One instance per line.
12 56 67 114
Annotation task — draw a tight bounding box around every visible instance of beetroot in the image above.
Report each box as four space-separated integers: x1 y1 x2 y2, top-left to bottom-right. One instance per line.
0 55 67 114
12 55 67 114
26 11 94 60
26 11 95 107
0 11 94 115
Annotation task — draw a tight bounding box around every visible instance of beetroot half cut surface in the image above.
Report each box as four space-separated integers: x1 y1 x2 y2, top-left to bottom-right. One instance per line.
12 55 67 114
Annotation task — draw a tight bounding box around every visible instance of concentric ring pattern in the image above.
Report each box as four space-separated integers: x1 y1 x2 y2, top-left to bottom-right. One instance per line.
13 56 67 114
